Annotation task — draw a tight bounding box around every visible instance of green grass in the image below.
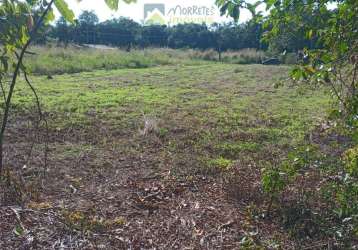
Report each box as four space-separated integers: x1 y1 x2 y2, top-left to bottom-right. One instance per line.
207 157 234 170
24 46 211 75
11 62 330 176
3 55 337 248
24 46 287 76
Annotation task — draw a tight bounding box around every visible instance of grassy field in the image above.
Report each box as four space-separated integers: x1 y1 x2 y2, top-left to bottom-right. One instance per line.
1 53 336 248
24 46 277 75
12 63 328 162
24 46 206 75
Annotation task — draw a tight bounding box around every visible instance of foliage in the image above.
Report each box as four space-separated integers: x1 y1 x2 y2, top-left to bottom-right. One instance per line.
54 0 74 23
218 0 357 122
217 4 357 242
262 145 320 200
78 10 99 26
335 177 358 218
167 23 214 50
261 166 286 195
0 1 34 58
324 152 358 244
48 15 268 52
344 145 358 177
208 157 234 170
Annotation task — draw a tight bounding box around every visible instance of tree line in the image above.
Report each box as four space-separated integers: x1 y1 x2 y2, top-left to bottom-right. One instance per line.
45 10 320 53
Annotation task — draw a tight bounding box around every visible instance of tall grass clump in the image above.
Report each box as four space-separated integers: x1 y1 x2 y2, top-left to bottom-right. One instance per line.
222 49 265 64
24 46 206 75
187 48 265 64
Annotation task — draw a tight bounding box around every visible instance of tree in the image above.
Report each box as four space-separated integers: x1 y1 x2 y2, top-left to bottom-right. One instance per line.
53 16 71 44
167 23 215 49
98 17 140 49
78 10 99 26
76 10 99 44
49 16 269 51
140 25 168 48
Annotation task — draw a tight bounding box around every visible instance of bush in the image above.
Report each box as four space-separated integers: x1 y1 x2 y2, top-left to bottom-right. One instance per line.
262 166 286 195
344 146 358 177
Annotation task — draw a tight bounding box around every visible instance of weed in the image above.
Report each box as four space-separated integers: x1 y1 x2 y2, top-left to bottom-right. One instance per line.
207 157 234 170
343 145 358 177
139 115 159 136
61 209 126 232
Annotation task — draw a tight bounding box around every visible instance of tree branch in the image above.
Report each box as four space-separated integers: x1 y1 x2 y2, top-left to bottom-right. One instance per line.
0 0 55 175
22 68 49 176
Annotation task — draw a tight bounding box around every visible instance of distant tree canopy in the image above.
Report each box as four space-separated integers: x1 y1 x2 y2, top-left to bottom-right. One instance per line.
45 10 326 52
78 10 99 26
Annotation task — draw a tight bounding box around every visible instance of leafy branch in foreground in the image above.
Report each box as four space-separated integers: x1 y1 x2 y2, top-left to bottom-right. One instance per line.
0 0 56 175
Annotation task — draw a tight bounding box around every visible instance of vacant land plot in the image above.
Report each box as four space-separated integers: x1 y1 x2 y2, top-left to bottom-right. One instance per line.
1 63 331 248
23 46 267 75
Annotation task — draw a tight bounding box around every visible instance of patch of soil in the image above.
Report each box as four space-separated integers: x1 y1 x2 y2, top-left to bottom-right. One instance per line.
0 113 353 249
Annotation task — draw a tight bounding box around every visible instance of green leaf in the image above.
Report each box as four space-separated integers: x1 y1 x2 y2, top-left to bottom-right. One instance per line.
104 0 119 10
55 0 75 24
45 9 56 25
339 42 349 53
13 224 24 236
231 6 240 21
290 68 302 80
216 0 243 21
219 2 229 16
307 29 313 39
265 0 277 10
103 0 136 10
122 0 137 4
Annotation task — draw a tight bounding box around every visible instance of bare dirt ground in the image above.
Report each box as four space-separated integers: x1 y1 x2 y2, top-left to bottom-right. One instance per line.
0 64 341 249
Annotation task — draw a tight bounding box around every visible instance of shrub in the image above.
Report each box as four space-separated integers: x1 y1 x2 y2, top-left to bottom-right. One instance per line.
344 146 358 177
261 165 287 215
335 179 358 218
261 166 286 195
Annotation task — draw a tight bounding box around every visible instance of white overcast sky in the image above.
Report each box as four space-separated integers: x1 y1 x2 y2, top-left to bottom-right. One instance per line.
60 0 265 24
